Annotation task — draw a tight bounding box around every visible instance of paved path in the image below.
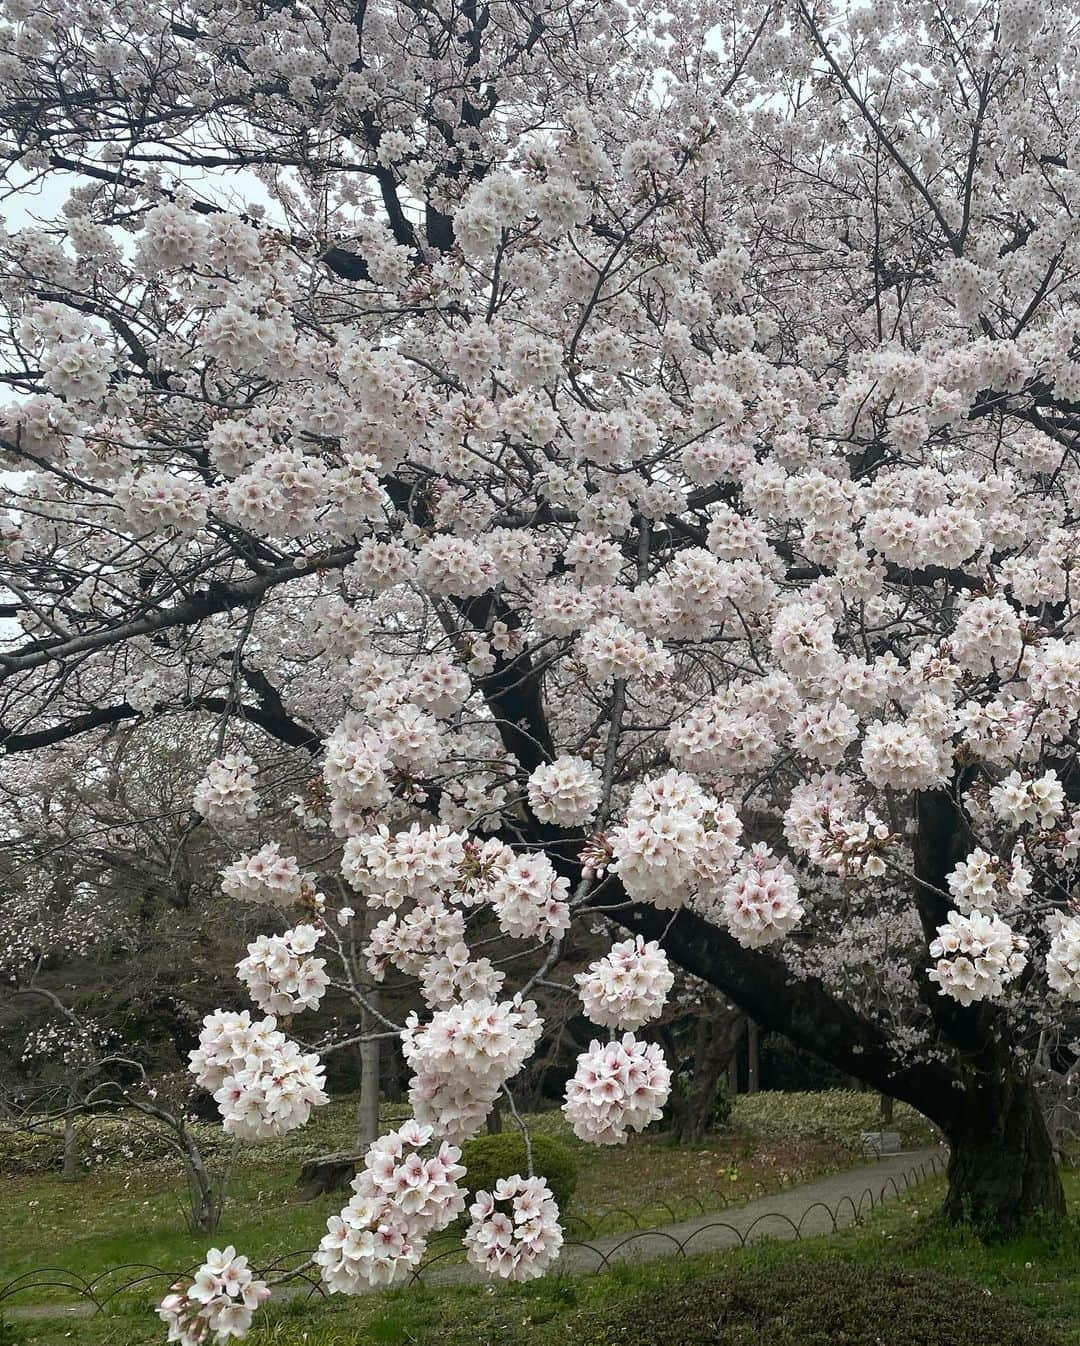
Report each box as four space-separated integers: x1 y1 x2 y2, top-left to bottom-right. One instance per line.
561 1146 945 1269
416 1146 944 1284
2 1147 945 1321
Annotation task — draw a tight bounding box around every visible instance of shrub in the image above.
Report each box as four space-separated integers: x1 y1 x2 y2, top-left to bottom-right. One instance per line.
570 1258 1059 1346
459 1132 578 1212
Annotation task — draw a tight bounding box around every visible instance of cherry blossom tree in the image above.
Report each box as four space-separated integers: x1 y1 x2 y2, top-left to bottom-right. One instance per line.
4 0 1080 1328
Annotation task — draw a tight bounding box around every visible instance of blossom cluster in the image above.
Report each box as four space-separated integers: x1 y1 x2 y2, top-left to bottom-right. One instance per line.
1047 914 1080 1001
782 777 896 878
116 468 209 537
236 924 329 1016
463 1176 564 1281
608 770 744 909
605 772 806 949
158 1246 270 1345
344 823 467 902
575 936 673 1030
487 853 571 941
188 1011 328 1139
562 1034 671 1144
946 848 1032 912
193 754 259 824
526 755 603 827
859 721 949 793
316 1121 467 1291
419 942 506 1008
221 844 310 908
717 844 805 949
577 616 674 686
401 999 543 1141
365 902 466 980
927 911 1030 1005
987 770 1066 829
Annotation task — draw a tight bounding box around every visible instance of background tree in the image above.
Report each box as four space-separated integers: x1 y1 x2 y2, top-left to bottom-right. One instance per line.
1 988 239 1232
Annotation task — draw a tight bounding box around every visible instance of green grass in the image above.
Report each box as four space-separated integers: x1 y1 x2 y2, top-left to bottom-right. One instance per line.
4 1172 1079 1346
0 1096 868 1297
0 1125 847 1288
0 1090 946 1342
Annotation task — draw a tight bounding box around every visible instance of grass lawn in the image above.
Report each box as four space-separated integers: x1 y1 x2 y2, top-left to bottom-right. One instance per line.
0 1089 946 1343
0 1123 846 1291
3 1171 1079 1346
0 1090 936 1294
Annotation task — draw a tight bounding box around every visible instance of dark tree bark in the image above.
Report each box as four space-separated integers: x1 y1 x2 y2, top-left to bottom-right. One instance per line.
602 882 1066 1234
296 1153 359 1200
908 788 1066 1231
746 1020 760 1095
668 1005 745 1143
942 1053 1065 1230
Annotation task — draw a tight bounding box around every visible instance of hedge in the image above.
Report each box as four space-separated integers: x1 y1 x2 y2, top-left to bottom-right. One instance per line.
0 1116 222 1175
1 1090 939 1177
569 1258 1059 1346
0 1096 416 1175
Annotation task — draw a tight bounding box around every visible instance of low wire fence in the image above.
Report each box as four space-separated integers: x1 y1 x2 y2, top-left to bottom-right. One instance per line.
0 1152 946 1317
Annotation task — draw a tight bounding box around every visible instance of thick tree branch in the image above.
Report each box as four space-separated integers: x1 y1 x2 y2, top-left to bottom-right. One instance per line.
0 548 358 679
606 893 961 1125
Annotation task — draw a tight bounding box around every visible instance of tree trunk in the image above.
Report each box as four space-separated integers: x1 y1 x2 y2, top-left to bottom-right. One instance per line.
297 1153 359 1199
603 893 1069 1233
61 1115 79 1179
356 933 381 1152
941 1064 1065 1234
908 789 1067 1232
185 1153 220 1234
178 1123 228 1235
356 1008 381 1153
670 1006 744 1143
